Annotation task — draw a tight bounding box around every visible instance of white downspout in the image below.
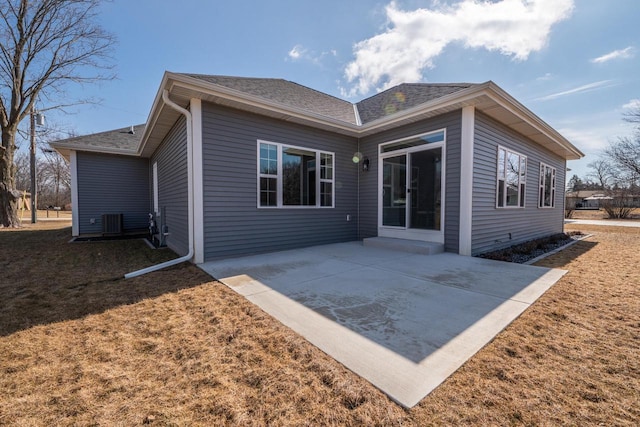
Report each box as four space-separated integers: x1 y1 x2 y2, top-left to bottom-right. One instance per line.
124 90 194 279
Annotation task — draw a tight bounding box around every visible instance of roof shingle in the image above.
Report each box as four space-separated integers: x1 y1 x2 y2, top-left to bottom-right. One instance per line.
182 74 358 125
51 124 144 153
356 83 476 124
51 79 478 154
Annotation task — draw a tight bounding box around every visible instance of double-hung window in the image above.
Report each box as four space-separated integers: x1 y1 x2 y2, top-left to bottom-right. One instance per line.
539 163 556 208
258 141 334 208
496 146 526 208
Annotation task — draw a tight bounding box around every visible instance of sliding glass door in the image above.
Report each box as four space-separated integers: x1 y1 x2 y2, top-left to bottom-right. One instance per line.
378 131 445 242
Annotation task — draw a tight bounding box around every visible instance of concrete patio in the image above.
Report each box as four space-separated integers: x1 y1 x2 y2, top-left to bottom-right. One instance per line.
200 241 567 408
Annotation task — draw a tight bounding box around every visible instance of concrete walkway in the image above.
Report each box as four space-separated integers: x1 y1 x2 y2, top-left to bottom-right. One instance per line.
565 218 640 228
200 242 567 408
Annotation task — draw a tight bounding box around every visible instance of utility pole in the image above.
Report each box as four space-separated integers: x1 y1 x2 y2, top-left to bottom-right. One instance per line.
29 107 45 223
30 107 37 224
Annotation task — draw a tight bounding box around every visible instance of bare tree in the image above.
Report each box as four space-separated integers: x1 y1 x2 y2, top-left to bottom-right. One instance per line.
38 146 70 208
13 151 30 191
623 103 640 125
0 0 115 227
605 136 640 178
587 158 614 190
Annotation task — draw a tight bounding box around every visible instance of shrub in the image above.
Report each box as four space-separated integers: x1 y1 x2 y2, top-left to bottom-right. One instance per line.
601 199 633 219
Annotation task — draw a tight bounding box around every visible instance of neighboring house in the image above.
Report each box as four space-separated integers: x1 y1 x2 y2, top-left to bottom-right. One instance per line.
565 190 604 209
566 190 640 209
51 72 583 263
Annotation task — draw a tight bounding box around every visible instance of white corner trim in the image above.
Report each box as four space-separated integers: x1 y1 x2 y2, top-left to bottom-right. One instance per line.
459 106 475 256
191 98 205 264
70 150 79 236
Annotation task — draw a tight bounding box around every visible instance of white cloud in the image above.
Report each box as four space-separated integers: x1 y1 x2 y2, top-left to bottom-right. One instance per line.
536 73 553 81
288 44 306 60
534 80 615 102
287 45 337 65
558 126 611 152
591 46 635 64
622 99 640 110
343 0 574 96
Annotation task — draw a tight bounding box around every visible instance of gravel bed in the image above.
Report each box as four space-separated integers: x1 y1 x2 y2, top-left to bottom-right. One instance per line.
478 233 584 264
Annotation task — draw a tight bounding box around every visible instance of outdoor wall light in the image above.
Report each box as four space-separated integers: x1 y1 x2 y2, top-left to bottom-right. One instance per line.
352 151 369 171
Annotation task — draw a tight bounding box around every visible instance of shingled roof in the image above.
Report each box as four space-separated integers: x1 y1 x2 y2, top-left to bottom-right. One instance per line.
181 74 475 125
51 73 583 161
50 78 479 154
50 124 145 158
356 83 476 124
182 74 358 125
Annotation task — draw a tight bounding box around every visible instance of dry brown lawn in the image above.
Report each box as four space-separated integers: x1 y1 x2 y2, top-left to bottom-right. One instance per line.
1 222 638 425
570 207 640 220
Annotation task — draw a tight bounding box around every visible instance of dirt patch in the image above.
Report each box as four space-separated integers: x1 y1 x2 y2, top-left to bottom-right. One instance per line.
1 222 638 425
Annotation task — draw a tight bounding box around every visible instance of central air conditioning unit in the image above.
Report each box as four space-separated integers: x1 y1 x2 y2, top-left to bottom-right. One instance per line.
102 213 123 235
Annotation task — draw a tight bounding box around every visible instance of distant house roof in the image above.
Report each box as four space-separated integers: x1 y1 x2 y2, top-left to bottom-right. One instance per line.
51 124 144 159
566 190 605 199
51 72 584 161
584 194 613 200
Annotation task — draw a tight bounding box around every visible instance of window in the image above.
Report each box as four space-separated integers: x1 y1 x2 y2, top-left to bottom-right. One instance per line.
496 146 526 208
259 143 277 206
539 163 556 208
380 130 445 153
258 141 334 208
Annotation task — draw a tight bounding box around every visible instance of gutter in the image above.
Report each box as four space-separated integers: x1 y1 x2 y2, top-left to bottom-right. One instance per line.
124 90 195 279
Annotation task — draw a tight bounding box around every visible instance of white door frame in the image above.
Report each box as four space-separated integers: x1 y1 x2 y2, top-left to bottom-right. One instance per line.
377 131 446 243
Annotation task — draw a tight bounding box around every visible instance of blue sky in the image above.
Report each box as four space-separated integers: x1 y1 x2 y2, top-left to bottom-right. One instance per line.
36 0 640 180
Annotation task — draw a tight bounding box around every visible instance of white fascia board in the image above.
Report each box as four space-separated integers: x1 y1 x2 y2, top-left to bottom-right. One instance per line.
137 71 175 156
50 143 138 158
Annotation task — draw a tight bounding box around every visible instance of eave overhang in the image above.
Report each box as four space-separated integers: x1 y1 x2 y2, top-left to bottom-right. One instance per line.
49 144 138 162
134 72 584 161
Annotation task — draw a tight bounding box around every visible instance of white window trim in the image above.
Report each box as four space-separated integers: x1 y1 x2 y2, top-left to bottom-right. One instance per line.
496 145 527 209
256 140 335 209
538 162 556 208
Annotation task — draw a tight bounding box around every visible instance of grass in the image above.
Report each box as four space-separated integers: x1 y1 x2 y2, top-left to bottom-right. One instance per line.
1 222 639 425
570 207 640 220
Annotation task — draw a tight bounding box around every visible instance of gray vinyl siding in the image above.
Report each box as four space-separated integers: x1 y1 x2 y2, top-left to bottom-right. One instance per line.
201 103 359 260
76 152 149 235
359 110 462 253
471 111 566 255
151 116 189 256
